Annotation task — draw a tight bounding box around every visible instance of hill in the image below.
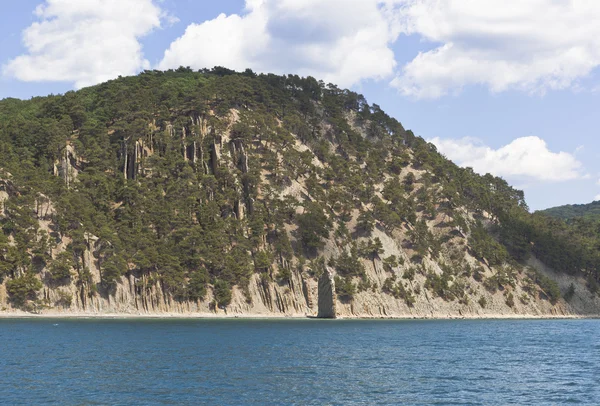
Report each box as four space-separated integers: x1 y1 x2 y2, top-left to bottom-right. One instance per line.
0 67 598 317
539 201 600 222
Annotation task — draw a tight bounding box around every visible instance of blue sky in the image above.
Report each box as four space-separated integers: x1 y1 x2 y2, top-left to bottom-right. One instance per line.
1 0 599 211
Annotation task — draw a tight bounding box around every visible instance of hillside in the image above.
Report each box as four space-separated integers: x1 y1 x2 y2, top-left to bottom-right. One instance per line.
540 201 600 222
0 67 599 318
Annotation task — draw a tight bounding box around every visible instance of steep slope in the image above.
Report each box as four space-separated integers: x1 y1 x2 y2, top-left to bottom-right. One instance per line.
0 68 599 317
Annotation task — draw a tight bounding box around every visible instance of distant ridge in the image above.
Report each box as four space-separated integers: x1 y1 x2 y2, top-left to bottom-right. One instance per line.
539 200 600 221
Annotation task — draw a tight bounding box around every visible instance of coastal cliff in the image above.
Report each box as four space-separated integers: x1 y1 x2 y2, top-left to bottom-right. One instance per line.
1 69 599 318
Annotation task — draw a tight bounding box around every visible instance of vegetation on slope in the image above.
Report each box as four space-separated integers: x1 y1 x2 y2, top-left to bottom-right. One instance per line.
0 67 598 310
540 200 600 222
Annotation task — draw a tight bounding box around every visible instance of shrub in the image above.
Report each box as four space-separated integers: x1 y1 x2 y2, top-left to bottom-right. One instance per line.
563 283 576 302
6 273 43 306
382 255 398 273
335 275 356 301
505 292 515 307
297 203 331 254
48 251 74 284
382 275 415 306
402 267 416 281
331 248 365 278
253 250 273 273
478 296 487 308
213 280 232 307
277 267 292 283
55 290 73 308
587 276 599 295
188 269 209 301
530 270 561 305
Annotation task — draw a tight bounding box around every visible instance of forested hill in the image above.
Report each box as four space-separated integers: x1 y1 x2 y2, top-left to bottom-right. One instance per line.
0 67 598 317
540 201 600 222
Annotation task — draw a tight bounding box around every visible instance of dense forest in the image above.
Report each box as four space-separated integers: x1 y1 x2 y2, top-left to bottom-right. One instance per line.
0 67 598 314
540 201 600 222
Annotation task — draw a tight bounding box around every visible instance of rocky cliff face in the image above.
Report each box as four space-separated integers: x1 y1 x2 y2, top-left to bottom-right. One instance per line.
1 70 599 318
1 206 598 318
317 268 336 318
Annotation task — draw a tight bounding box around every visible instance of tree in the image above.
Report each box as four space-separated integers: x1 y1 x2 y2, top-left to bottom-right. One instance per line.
48 251 74 284
6 273 42 306
188 269 209 301
356 210 375 236
213 279 232 307
297 203 331 254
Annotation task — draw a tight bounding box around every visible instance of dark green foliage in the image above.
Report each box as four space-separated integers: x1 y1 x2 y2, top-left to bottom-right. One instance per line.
48 251 74 283
382 274 415 306
564 283 576 302
409 219 438 258
6 273 43 306
505 292 515 307
330 247 365 278
529 269 561 304
334 275 356 301
297 203 331 254
253 250 273 273
55 289 73 308
468 223 508 266
540 200 600 221
101 254 127 287
358 238 384 261
587 276 599 295
424 269 465 301
402 266 416 281
188 269 209 301
355 210 375 236
277 267 292 284
382 255 399 273
483 268 516 293
213 279 232 307
478 296 487 308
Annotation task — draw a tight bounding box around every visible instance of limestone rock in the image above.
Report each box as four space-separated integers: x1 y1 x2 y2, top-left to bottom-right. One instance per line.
54 144 84 187
317 268 337 318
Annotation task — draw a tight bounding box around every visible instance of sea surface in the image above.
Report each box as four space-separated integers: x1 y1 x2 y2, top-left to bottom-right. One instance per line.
0 318 598 405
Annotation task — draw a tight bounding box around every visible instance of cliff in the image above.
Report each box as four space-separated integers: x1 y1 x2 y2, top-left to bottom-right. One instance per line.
0 68 599 318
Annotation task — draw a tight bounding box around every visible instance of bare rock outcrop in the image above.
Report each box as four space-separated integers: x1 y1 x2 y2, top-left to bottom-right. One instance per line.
317 268 337 318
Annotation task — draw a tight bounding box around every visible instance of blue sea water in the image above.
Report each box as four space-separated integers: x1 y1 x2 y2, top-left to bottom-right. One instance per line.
0 319 598 405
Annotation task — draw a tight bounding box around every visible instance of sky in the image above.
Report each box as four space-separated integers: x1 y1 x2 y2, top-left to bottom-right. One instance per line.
1 0 600 211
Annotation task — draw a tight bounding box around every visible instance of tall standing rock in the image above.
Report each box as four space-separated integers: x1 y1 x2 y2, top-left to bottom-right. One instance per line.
317 268 337 318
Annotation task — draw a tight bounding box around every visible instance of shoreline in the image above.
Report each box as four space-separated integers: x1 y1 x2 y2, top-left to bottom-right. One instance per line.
0 311 598 320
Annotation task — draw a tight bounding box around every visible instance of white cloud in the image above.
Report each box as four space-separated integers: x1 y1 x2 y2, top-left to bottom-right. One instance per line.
430 136 584 182
3 0 165 89
391 0 600 98
595 194 600 201
158 0 399 88
6 0 599 100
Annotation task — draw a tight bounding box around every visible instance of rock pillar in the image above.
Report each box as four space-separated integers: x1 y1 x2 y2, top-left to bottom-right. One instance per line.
317 268 337 318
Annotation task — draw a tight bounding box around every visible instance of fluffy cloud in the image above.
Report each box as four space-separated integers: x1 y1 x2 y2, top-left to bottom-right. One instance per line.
430 136 584 182
7 0 599 98
3 0 165 89
158 0 399 88
391 0 600 98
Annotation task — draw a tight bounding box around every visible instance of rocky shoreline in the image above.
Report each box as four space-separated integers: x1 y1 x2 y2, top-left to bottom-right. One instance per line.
1 310 598 320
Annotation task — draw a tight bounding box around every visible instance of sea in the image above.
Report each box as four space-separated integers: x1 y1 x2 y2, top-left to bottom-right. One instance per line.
0 318 598 405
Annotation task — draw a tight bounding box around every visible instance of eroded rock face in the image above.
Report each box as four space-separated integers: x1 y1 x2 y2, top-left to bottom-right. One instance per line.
317 268 337 318
54 144 86 187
